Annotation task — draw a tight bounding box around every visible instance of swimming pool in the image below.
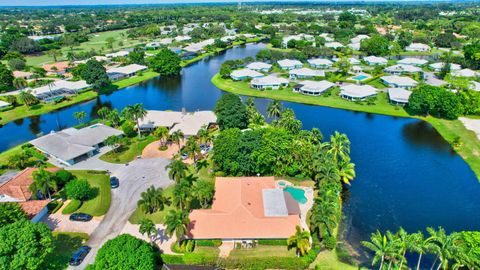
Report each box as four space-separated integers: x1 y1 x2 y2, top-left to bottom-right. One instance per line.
352 74 369 81
284 186 307 204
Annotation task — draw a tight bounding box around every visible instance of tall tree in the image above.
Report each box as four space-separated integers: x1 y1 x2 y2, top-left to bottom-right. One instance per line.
170 130 184 148
362 231 393 270
47 49 62 62
149 48 182 76
287 225 311 257
0 203 28 226
139 218 157 242
137 186 170 214
153 126 169 146
164 209 190 246
267 100 283 120
192 180 214 209
73 111 87 125
29 168 58 199
165 159 188 183
0 63 14 92
214 93 248 130
81 59 111 89
122 103 147 138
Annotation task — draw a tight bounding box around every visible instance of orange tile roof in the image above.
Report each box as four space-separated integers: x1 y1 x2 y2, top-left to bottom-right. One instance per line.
42 61 70 72
188 177 300 239
0 167 59 201
19 200 49 218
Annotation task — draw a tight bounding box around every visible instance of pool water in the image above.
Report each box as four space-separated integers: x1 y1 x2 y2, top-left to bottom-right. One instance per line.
352 75 369 81
278 181 287 187
284 186 307 204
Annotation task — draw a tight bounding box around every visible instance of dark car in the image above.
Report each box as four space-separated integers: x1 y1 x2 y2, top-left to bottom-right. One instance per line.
110 176 119 189
69 246 91 266
69 213 92 222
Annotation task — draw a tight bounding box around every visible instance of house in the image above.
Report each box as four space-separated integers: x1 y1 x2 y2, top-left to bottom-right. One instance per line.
319 33 334 42
424 73 449 87
363 56 388 66
332 57 360 65
184 39 215 53
340 84 378 101
42 61 71 75
429 62 461 72
351 34 370 44
175 35 192 42
30 80 90 101
0 167 59 223
188 177 301 240
293 80 335 96
277 59 303 70
181 51 198 60
138 110 217 137
230 69 263 80
246 62 272 72
324 42 344 49
307 58 333 69
13 70 34 80
282 34 314 48
106 64 148 81
451 68 479 78
105 50 130 58
91 56 110 63
397 58 428 66
289 68 325 80
347 43 361 51
146 41 163 49
388 88 412 105
0 100 11 109
405 43 431 52
30 124 123 166
251 76 289 90
384 64 422 75
470 81 480 92
220 35 236 43
381 75 418 89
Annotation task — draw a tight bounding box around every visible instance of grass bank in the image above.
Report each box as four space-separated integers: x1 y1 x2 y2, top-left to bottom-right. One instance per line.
212 74 480 180
99 135 156 164
42 232 89 270
71 170 111 216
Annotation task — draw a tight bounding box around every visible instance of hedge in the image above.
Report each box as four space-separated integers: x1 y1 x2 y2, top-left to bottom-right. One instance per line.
161 253 218 265
195 240 222 247
257 239 288 246
62 199 82 214
47 200 64 214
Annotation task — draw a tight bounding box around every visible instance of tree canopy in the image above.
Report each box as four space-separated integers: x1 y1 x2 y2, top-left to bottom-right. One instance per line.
213 93 248 130
81 59 111 89
149 48 181 76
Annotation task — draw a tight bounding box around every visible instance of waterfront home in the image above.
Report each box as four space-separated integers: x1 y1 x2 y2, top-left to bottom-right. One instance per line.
470 81 480 92
138 110 217 137
0 167 59 223
307 58 333 69
347 43 361 51
384 64 422 75
0 100 11 109
277 59 303 70
246 62 272 72
175 35 192 42
188 177 301 240
105 50 130 58
381 75 418 89
363 56 388 66
293 80 335 96
13 70 34 80
181 51 197 60
30 80 90 101
388 88 412 105
340 84 378 101
325 42 344 49
251 76 289 90
106 64 148 81
30 124 123 166
397 58 429 66
405 43 431 52
451 68 479 78
220 35 236 43
282 34 314 48
42 61 71 75
429 62 461 72
184 39 214 53
289 68 325 80
350 66 364 74
230 69 263 80
351 34 370 44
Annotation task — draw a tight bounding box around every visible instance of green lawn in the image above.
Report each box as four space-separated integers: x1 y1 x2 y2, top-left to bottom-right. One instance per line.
42 232 89 270
128 184 175 224
228 245 297 258
71 170 111 216
112 70 159 89
99 135 157 164
312 250 364 270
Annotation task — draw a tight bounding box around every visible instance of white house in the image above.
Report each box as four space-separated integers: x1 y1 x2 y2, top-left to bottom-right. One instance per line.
381 75 418 89
340 84 378 101
451 68 479 78
363 56 388 66
289 68 325 79
282 34 314 48
308 58 333 69
107 64 148 81
175 35 192 42
388 88 412 105
246 62 272 72
333 57 361 65
30 80 90 101
470 81 480 92
429 62 461 72
251 76 289 90
221 35 237 43
384 64 422 75
293 80 335 96
139 110 217 136
351 35 370 44
405 43 431 52
397 58 428 66
277 59 303 70
319 33 334 42
105 50 130 58
347 43 361 51
230 69 263 80
184 39 214 53
325 42 344 49
0 100 11 109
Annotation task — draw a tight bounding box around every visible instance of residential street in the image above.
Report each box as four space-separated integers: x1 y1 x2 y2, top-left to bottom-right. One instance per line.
69 158 173 269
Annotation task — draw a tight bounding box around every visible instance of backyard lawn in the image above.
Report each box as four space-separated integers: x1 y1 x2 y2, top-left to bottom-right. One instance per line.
71 170 111 216
312 250 364 270
42 232 89 270
99 135 157 164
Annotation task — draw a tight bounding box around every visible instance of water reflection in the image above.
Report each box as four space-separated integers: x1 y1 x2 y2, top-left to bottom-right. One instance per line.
402 121 453 153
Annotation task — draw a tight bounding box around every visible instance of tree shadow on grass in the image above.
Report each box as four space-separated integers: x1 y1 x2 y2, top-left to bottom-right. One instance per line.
42 233 87 270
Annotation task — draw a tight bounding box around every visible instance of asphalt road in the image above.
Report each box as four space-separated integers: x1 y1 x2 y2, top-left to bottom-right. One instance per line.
69 157 173 269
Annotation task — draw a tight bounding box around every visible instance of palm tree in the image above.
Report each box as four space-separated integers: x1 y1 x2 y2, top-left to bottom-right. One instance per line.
165 159 188 183
196 125 212 146
287 225 311 257
47 49 62 62
29 168 57 199
184 136 200 162
18 91 38 107
97 107 111 120
13 77 28 90
104 135 121 152
327 131 351 163
107 109 121 127
337 156 356 185
427 227 460 270
164 209 190 246
137 186 170 214
170 130 184 149
192 180 214 209
153 126 169 146
139 218 157 242
73 111 87 125
395 228 415 270
122 104 147 138
195 159 208 174
267 100 283 120
411 232 435 270
362 231 392 270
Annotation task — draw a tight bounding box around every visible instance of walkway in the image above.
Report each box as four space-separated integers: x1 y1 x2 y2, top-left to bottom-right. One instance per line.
218 241 235 257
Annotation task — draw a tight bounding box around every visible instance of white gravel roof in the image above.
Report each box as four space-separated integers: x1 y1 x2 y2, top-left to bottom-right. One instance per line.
246 62 272 71
397 58 428 66
325 42 344 49
107 64 147 75
388 88 412 103
289 68 325 77
381 75 418 87
364 56 388 65
429 62 461 71
230 68 263 79
251 75 289 86
307 58 333 66
385 64 422 73
452 68 479 77
340 84 378 98
277 59 303 68
298 80 335 93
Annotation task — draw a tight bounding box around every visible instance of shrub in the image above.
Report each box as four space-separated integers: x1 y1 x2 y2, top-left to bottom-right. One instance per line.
65 179 93 201
195 239 222 247
55 170 75 185
121 121 137 137
323 235 337 250
257 239 288 246
62 199 82 214
47 200 64 214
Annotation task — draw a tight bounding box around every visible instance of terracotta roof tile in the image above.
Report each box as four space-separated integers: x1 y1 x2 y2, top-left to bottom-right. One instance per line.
0 167 59 201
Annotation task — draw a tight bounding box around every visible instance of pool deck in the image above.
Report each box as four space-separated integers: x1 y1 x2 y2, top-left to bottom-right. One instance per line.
276 180 314 231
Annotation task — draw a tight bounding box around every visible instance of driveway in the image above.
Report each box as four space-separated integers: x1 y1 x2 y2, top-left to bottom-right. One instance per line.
69 157 173 269
66 146 124 173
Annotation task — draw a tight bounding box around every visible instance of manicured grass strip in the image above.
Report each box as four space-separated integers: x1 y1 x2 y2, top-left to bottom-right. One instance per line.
161 247 220 265
62 199 81 214
128 184 175 224
112 70 160 89
42 232 89 270
72 170 111 216
99 135 157 164
311 249 363 270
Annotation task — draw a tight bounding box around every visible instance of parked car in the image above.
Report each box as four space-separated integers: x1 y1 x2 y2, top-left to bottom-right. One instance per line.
69 246 91 266
69 213 93 222
110 176 119 189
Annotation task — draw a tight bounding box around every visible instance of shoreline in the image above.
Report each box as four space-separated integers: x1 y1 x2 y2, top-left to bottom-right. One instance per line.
211 73 480 180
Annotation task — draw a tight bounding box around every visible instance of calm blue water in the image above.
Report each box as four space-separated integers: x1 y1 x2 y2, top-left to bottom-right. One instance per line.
0 43 479 266
352 74 369 81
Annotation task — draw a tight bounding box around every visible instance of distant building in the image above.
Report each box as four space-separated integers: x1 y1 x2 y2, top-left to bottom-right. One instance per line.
106 64 148 81
451 68 479 78
277 59 303 70
429 62 461 72
307 58 333 69
388 88 412 105
246 62 272 72
13 70 34 80
381 75 418 89
340 84 378 101
30 80 90 101
250 76 289 90
230 69 263 81
324 41 344 49
350 35 370 44
363 56 388 66
397 58 428 66
105 50 130 58
293 80 334 96
289 68 325 80
405 43 431 52
0 100 11 109
42 61 71 75
384 64 422 75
